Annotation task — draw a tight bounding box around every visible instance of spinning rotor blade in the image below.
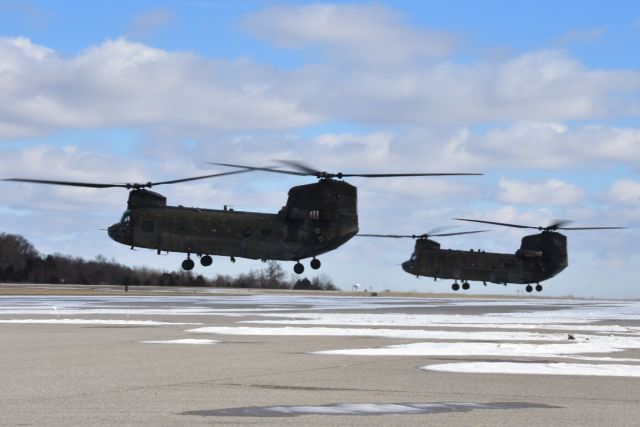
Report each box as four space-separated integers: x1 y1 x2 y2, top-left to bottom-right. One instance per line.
546 220 573 230
338 172 482 178
147 169 251 186
358 233 416 239
212 160 482 180
556 226 626 231
4 169 251 190
358 230 487 239
456 218 625 232
210 162 309 177
455 218 539 230
3 178 128 189
274 159 322 175
430 230 489 237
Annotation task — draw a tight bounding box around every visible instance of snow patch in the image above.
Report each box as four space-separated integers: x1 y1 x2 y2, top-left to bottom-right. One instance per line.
0 319 200 326
189 326 573 342
314 334 640 358
423 362 640 377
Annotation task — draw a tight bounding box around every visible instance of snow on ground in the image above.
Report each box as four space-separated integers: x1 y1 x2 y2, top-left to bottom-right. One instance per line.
423 362 640 377
313 338 640 359
189 326 574 342
2 295 640 377
245 313 640 334
0 319 200 326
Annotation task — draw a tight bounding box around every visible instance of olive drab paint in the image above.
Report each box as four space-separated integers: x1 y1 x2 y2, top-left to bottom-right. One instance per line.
401 231 569 291
108 181 358 273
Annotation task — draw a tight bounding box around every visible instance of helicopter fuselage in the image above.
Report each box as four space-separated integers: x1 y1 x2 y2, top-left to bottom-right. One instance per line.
107 180 359 264
401 232 569 285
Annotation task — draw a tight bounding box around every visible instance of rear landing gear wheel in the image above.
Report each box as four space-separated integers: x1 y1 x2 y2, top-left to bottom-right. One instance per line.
182 258 195 271
200 255 213 267
462 281 470 290
294 262 304 274
536 284 543 292
452 283 460 291
310 258 321 270
525 285 533 293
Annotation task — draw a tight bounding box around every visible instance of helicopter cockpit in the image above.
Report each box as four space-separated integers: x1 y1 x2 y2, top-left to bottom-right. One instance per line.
120 210 132 227
107 210 133 245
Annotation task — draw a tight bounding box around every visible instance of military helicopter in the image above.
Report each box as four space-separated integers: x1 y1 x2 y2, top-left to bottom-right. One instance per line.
4 161 480 274
360 219 624 293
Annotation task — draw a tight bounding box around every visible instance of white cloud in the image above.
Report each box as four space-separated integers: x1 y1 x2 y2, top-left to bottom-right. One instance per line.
607 180 640 205
497 177 586 205
1 34 639 141
276 51 640 126
243 3 456 64
0 37 318 140
452 122 640 169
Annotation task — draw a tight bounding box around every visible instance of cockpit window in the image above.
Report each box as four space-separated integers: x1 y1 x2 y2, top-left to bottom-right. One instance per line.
120 211 131 226
410 253 417 261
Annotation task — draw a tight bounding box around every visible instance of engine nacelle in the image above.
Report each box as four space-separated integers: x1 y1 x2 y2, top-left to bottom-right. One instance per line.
127 189 167 209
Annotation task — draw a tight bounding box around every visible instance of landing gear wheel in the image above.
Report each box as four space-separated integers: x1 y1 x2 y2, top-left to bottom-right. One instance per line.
535 284 543 292
462 281 470 290
182 258 195 271
294 262 304 274
525 285 533 293
310 258 321 270
200 255 213 267
452 283 460 291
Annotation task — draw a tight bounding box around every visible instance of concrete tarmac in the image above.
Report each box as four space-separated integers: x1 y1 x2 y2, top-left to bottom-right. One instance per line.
1 288 639 426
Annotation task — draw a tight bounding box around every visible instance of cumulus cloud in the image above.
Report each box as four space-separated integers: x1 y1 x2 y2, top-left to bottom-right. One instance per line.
426 122 640 170
0 37 318 140
607 180 640 205
243 3 456 64
496 177 586 205
290 123 640 173
282 50 640 125
1 33 639 141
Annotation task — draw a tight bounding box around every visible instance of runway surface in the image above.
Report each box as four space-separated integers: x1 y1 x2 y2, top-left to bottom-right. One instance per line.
1 289 639 425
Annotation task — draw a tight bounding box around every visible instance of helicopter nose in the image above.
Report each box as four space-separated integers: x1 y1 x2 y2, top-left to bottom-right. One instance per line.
107 223 123 242
401 261 413 273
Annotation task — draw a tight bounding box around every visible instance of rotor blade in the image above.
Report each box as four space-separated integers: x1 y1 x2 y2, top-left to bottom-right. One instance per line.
358 230 488 239
151 168 252 186
209 162 309 176
426 225 459 236
274 159 321 175
546 220 573 230
357 233 415 239
3 178 128 189
430 230 489 237
557 226 627 231
340 172 483 178
455 218 539 230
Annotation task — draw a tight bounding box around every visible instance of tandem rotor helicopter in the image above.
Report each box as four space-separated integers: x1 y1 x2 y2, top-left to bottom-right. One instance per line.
360 219 624 293
4 161 480 274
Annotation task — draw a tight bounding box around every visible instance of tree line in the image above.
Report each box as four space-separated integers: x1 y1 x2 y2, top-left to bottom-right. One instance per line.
0 232 338 290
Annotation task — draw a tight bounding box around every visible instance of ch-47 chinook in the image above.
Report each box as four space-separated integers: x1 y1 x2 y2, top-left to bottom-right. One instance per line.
361 219 624 293
4 161 480 274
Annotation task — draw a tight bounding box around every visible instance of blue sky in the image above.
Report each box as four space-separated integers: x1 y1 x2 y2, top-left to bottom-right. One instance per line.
0 0 639 298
